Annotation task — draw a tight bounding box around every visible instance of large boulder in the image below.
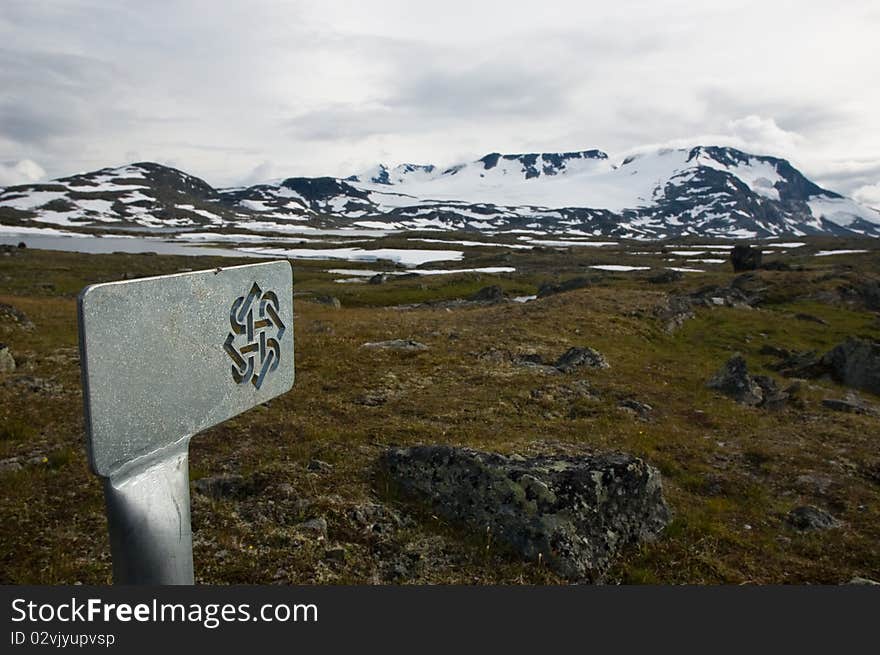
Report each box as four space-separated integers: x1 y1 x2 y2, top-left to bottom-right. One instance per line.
379 446 670 580
730 244 762 272
821 337 880 396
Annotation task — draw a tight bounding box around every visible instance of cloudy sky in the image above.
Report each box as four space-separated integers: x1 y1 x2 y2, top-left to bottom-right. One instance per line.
1 0 878 205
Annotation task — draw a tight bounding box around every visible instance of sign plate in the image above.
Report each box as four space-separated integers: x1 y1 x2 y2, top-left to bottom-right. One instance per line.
78 261 294 478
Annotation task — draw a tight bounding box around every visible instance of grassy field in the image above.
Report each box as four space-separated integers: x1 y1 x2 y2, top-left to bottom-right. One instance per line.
1 237 879 584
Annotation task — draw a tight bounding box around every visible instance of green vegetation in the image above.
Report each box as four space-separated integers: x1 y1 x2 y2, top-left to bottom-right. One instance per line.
0 238 878 584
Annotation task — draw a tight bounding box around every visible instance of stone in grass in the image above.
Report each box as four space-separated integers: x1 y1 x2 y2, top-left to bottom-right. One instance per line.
0 344 15 373
821 337 880 396
379 446 670 580
786 505 841 531
708 354 787 408
554 347 610 373
361 339 429 352
821 393 880 417
194 474 259 500
297 517 328 538
314 295 342 309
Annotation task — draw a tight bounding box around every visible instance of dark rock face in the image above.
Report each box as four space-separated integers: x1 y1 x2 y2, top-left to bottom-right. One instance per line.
708 355 787 408
380 446 670 580
786 505 841 531
731 244 763 272
554 347 610 372
821 337 880 396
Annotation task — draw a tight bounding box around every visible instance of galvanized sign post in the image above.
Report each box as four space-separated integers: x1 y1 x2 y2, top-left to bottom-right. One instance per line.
77 261 294 584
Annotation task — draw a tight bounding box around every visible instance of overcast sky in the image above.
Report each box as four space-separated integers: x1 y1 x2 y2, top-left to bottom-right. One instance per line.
1 0 878 205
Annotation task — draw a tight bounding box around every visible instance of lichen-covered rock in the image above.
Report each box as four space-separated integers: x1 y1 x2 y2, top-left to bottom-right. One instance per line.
821 337 880 396
0 344 15 373
707 355 788 408
786 505 841 531
554 346 609 372
707 354 764 406
379 446 670 580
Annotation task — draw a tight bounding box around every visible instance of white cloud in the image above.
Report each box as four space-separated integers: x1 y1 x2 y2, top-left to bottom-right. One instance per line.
0 0 878 194
0 159 46 186
853 184 880 209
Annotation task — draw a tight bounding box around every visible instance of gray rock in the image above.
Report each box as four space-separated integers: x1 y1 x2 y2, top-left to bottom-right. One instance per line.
361 339 429 352
554 347 610 372
0 457 23 473
314 295 342 309
707 355 765 406
618 399 653 420
194 474 255 499
847 577 879 585
4 375 63 395
821 337 880 395
731 244 762 272
297 517 328 538
0 304 34 330
821 393 880 417
0 344 15 373
786 505 841 531
379 446 670 580
368 274 387 285
307 458 333 473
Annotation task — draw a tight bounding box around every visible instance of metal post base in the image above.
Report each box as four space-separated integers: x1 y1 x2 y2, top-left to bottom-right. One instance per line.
103 447 194 585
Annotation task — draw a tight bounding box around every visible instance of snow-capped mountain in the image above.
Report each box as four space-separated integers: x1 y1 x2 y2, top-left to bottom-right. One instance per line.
1 146 878 239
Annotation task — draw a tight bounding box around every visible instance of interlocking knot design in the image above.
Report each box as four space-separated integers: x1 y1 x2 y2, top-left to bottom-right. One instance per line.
224 282 286 389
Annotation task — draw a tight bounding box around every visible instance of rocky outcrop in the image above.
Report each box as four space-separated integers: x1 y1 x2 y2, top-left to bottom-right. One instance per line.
821 337 880 396
763 337 880 396
379 446 670 580
707 354 787 408
554 347 610 372
786 505 841 531
731 244 762 272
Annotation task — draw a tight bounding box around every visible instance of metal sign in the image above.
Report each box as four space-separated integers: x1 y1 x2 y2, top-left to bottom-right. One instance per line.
77 261 294 584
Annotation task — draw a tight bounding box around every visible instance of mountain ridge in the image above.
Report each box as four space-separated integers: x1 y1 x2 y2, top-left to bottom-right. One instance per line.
1 145 878 239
